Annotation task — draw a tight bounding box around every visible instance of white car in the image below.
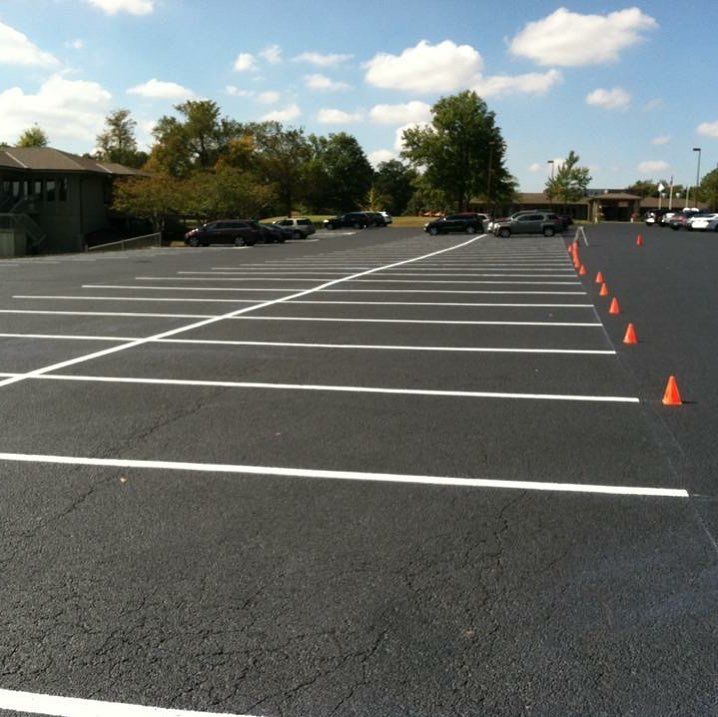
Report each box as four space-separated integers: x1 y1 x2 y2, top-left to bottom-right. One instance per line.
379 211 393 225
688 213 718 231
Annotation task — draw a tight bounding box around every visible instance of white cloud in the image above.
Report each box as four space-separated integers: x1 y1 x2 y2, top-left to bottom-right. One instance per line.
234 53 257 72
317 108 363 124
643 98 663 111
293 51 353 67
64 39 85 50
127 78 194 100
586 87 631 110
256 91 280 104
365 40 483 93
0 74 111 145
0 20 60 67
259 44 282 64
510 7 657 67
304 73 350 91
394 122 432 152
473 69 562 98
85 0 154 15
529 163 543 173
652 135 671 146
370 101 432 125
225 85 253 97
368 149 397 167
638 160 670 175
261 103 301 122
697 121 718 138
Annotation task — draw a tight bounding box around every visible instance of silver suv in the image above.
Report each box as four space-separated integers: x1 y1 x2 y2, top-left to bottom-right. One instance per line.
492 212 561 238
272 217 316 240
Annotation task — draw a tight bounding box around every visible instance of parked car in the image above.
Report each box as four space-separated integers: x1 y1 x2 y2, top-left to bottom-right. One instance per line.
379 211 393 225
257 222 289 243
424 212 488 236
492 212 561 238
184 219 261 247
323 212 382 229
667 209 702 230
557 214 574 230
487 210 536 233
645 209 672 226
688 213 718 231
272 217 316 240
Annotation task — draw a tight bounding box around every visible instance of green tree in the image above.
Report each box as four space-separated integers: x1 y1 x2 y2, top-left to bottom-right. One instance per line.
698 168 718 210
248 122 312 216
112 174 187 232
305 132 374 212
150 100 242 176
96 109 147 168
405 175 452 216
400 90 512 212
362 186 391 212
373 160 418 215
626 180 658 198
545 151 592 208
17 125 48 147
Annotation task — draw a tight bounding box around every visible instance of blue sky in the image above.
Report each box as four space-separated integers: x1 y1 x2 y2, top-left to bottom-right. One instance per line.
1 0 717 191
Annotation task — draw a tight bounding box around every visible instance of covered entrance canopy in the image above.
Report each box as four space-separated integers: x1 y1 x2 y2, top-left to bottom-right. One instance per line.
587 193 641 222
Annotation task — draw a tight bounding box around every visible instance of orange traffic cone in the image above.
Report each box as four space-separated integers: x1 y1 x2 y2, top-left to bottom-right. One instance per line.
595 271 605 284
599 282 609 297
662 376 683 406
623 323 638 344
636 234 644 247
609 297 621 314
579 264 587 276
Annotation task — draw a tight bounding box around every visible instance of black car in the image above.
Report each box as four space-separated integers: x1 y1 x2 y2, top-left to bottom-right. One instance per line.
424 212 487 236
257 222 289 243
184 219 262 247
323 212 383 230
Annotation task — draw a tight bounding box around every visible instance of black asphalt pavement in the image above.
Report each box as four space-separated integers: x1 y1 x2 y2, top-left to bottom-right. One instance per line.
0 226 716 716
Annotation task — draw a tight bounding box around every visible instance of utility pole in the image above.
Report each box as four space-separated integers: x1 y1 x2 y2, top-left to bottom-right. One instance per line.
486 140 495 214
547 160 554 209
693 147 702 207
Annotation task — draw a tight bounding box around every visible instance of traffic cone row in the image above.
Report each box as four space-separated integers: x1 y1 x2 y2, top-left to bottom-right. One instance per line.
579 244 684 405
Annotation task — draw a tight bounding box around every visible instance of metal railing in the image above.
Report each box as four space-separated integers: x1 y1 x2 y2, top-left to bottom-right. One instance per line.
0 212 46 249
87 232 162 252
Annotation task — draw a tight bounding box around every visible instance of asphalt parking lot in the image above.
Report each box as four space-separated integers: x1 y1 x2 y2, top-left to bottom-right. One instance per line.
0 224 716 716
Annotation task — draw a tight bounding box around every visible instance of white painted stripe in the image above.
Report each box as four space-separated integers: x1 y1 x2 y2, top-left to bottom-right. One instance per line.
9 373 638 402
0 309 214 319
228 316 602 327
135 277 581 285
184 271 577 277
0 235 485 389
0 687 256 717
82 286 586 295
289 300 594 308
0 334 613 352
14 295 263 304
0 453 686 497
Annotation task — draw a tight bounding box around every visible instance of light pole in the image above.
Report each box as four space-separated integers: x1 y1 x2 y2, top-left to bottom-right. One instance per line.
547 160 554 209
693 147 702 207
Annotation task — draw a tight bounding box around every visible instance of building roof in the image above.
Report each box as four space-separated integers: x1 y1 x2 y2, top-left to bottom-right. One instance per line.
516 192 589 205
587 192 642 201
0 147 145 176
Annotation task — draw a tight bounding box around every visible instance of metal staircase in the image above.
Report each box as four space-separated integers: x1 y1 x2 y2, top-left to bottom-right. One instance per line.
0 195 46 252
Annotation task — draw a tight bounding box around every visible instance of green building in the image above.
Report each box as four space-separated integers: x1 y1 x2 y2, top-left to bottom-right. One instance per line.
0 146 144 256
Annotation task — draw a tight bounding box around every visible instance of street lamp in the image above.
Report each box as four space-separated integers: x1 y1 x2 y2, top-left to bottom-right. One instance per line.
486 140 496 208
693 147 702 207
547 160 555 208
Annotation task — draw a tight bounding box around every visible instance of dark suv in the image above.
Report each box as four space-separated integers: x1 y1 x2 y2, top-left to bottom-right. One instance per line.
185 220 262 247
323 212 384 229
492 212 561 238
424 212 488 236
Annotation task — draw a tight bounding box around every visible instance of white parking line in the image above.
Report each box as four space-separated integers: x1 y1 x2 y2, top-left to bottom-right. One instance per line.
182 271 577 277
0 235 484 390
135 277 581 285
290 300 594 308
226 316 602 327
0 373 637 402
0 309 214 318
15 295 264 304
0 334 615 353
0 687 258 717
81 286 587 295
0 453 686 497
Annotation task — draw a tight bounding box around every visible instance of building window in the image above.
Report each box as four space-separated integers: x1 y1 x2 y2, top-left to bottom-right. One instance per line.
46 179 56 202
26 180 44 199
58 177 68 202
12 181 22 200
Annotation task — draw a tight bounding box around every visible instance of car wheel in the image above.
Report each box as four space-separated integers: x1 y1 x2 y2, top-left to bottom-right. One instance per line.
429 227 439 236
543 226 555 237
498 228 511 238
234 237 243 247
465 225 476 234
187 236 200 247
243 238 256 246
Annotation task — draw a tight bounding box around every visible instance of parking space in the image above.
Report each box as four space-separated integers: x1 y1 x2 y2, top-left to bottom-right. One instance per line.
0 226 715 715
